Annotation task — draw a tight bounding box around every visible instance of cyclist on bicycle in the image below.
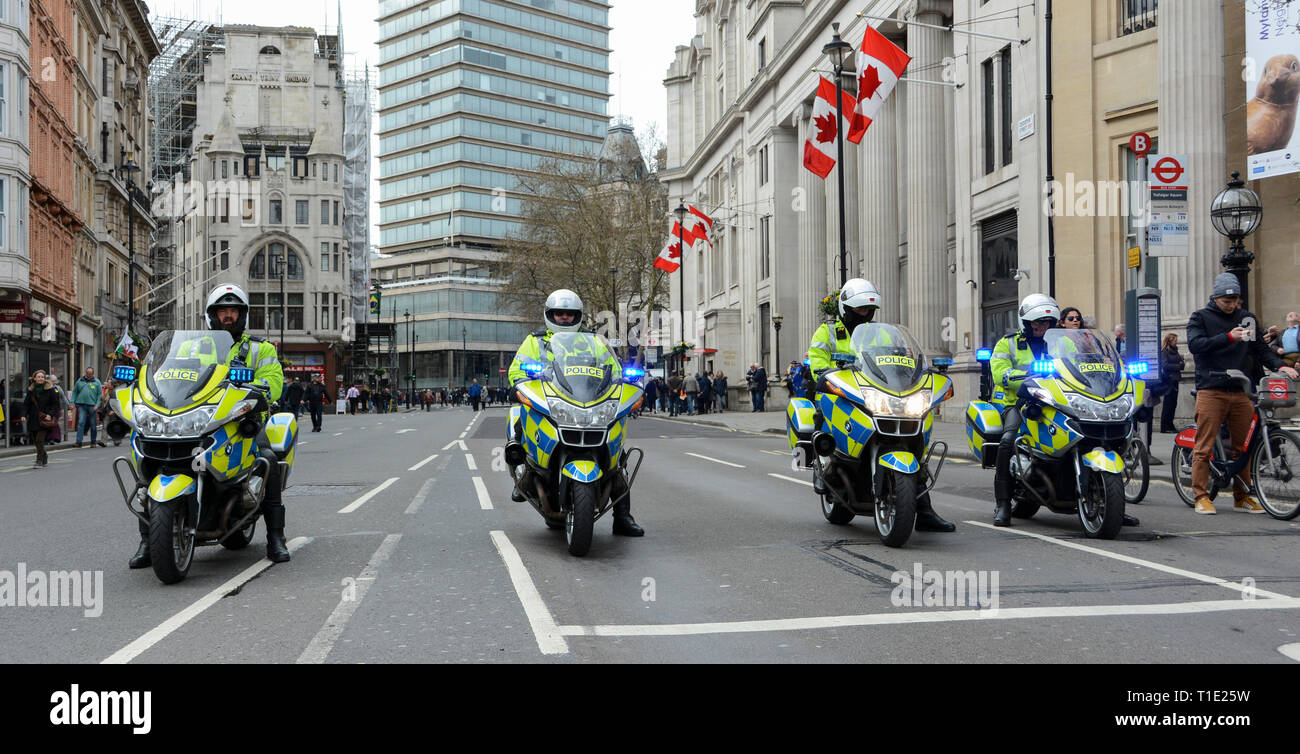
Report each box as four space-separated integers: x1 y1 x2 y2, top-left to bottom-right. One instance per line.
1186 274 1299 514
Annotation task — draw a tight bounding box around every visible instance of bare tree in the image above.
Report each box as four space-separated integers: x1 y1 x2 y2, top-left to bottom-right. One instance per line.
493 129 670 347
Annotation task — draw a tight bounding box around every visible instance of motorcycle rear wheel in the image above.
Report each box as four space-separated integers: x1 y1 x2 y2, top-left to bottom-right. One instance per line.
149 499 195 585
221 519 257 550
821 493 855 525
875 471 917 548
566 482 596 557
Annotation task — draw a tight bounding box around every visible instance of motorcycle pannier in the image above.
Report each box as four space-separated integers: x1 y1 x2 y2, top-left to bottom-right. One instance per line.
965 401 1003 468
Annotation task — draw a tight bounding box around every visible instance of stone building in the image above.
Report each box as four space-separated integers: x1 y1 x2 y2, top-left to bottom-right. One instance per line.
167 25 348 386
0 0 32 401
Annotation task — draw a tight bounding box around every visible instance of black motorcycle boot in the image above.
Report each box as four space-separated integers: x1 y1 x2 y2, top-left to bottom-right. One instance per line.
611 484 644 537
264 503 291 563
511 467 527 503
915 493 956 532
128 519 151 569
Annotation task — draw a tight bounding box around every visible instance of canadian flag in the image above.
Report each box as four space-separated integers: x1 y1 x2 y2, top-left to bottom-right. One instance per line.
688 205 713 247
851 26 911 134
654 220 704 273
653 240 682 273
802 76 866 179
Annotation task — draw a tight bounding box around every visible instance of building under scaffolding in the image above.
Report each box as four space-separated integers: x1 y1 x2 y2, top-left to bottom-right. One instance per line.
146 17 225 332
343 67 377 385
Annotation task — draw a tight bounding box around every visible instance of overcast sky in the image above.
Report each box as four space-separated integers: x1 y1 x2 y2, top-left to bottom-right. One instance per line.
150 0 698 247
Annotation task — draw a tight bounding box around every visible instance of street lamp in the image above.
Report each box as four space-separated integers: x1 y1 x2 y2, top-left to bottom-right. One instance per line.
822 22 853 288
1211 171 1263 309
772 312 783 383
275 247 286 350
404 309 412 408
462 325 468 390
121 158 140 333
673 200 688 376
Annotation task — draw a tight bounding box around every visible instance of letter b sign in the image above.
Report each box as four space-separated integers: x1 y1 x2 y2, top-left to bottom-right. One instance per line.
1128 132 1151 158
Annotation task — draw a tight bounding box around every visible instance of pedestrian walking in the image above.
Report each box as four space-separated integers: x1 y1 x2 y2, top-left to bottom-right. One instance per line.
469 378 482 411
698 372 713 415
1186 274 1299 515
305 373 331 432
72 367 105 448
749 363 768 412
24 370 59 468
684 372 699 415
46 375 66 444
1158 333 1186 433
715 372 728 411
285 377 305 418
644 374 658 414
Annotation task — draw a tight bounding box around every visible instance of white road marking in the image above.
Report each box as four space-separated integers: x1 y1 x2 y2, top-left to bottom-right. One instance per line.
489 530 568 655
964 520 1294 599
396 428 416 434
103 537 311 664
296 534 402 664
298 442 309 447
557 598 1300 637
458 432 467 439
1279 643 1300 663
338 477 401 514
442 439 468 451
472 476 492 510
333 432 343 436
769 473 814 488
408 453 439 471
760 449 789 456
466 454 477 471
405 478 436 515
685 452 745 468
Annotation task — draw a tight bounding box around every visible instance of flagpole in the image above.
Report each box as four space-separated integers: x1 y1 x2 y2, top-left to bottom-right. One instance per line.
673 201 688 376
824 23 852 287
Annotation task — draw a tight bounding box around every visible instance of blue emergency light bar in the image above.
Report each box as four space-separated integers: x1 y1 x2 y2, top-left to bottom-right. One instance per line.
803 359 810 366
976 349 992 362
521 362 545 376
1031 360 1056 374
933 357 953 367
622 366 645 379
113 365 137 382
1126 361 1150 376
228 367 255 384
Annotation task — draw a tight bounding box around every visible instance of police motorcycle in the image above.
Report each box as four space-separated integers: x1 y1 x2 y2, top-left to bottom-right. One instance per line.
505 331 645 556
104 330 297 584
965 329 1142 539
786 323 954 547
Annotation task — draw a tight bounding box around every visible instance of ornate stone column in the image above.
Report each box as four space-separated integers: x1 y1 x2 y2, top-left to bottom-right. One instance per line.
904 0 952 353
859 92 900 324
796 105 828 332
1156 0 1226 322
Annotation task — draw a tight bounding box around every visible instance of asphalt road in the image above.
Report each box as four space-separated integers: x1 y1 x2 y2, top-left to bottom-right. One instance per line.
2 406 1298 664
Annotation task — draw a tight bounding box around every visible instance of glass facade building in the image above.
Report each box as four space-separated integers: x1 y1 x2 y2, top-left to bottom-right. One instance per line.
374 0 610 390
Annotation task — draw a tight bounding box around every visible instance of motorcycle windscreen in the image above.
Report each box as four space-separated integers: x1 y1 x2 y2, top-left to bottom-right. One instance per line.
848 323 928 394
1042 329 1123 396
547 331 616 404
143 330 235 409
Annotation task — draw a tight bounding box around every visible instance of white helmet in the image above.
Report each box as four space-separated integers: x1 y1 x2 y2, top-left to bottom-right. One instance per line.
1018 293 1060 331
544 289 584 333
206 284 250 335
838 278 881 330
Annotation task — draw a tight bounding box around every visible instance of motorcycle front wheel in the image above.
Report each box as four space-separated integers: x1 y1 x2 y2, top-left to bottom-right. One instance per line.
1079 470 1125 540
875 470 917 548
566 482 596 557
149 499 195 584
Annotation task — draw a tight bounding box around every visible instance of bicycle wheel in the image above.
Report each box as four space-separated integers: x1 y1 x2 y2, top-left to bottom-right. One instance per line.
1253 429 1300 520
1171 439 1198 508
1122 438 1150 504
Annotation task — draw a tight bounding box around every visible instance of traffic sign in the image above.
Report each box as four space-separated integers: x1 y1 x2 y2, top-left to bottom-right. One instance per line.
1129 132 1152 157
1151 156 1184 185
1127 246 1141 269
498 367 507 374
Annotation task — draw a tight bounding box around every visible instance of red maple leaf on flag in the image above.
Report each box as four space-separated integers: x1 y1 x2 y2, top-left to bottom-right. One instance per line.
859 64 883 100
667 243 681 259
814 111 837 143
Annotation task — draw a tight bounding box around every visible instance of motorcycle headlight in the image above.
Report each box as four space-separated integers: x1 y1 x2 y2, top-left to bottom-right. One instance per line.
546 398 617 428
1064 393 1134 422
133 405 216 438
859 389 932 418
203 399 259 434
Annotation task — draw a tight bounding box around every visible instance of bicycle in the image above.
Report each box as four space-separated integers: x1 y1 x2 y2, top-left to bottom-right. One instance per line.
1170 370 1300 520
1121 412 1151 504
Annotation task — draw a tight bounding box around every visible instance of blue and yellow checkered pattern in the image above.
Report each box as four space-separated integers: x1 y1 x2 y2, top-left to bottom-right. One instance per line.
607 418 625 469
878 451 919 474
786 397 817 450
148 473 196 502
817 394 875 459
1020 406 1082 457
562 460 601 482
1082 448 1124 473
522 407 559 470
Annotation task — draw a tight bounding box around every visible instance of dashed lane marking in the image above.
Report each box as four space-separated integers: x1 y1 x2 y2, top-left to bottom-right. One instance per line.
489 531 568 655
296 534 402 664
466 454 478 471
472 476 493 510
408 453 439 471
768 473 814 487
684 452 744 469
338 477 401 514
405 478 436 515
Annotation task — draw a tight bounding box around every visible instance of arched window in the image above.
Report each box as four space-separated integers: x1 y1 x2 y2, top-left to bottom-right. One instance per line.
260 45 281 55
250 242 304 280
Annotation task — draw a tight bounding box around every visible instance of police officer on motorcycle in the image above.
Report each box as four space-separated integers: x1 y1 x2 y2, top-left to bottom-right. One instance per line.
807 278 956 533
989 293 1139 528
505 289 643 537
127 284 292 568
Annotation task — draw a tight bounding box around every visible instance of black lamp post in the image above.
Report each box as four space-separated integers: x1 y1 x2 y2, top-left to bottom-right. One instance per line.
121 158 140 333
404 309 412 407
822 22 853 288
462 325 468 389
772 312 783 383
673 200 688 376
1210 171 1263 310
276 248 286 349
